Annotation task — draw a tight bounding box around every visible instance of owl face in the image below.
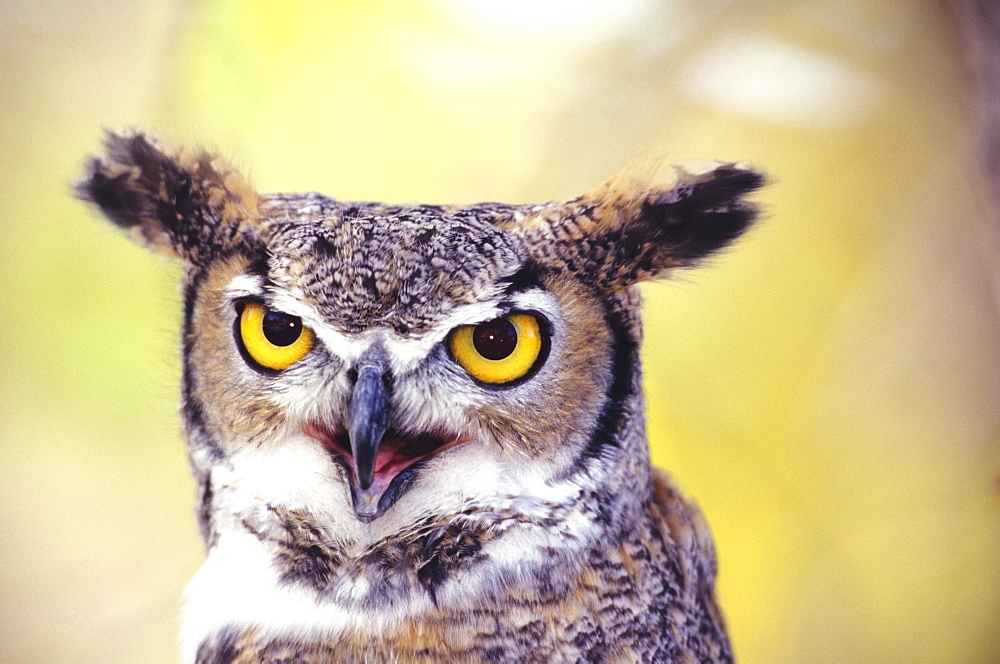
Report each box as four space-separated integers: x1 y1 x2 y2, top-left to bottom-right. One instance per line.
185 209 615 528
78 131 761 552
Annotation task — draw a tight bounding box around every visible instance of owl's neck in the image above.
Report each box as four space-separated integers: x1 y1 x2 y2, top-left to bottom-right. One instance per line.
181 460 651 659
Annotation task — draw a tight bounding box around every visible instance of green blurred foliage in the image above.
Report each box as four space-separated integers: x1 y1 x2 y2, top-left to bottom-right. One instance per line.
2 1 998 662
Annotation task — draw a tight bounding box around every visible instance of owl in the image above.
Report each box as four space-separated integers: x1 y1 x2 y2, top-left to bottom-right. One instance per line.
78 130 762 663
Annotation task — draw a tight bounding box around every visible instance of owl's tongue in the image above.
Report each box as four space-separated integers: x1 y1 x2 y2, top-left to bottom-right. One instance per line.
368 431 454 485
370 435 417 482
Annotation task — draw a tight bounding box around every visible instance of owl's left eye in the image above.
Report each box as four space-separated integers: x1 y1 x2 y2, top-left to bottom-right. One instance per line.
448 313 545 386
237 302 315 371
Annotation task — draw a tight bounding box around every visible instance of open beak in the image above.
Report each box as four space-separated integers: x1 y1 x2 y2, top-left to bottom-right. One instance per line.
302 362 466 523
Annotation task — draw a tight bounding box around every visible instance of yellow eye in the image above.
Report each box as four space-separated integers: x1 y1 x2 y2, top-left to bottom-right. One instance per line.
449 313 544 385
238 302 315 371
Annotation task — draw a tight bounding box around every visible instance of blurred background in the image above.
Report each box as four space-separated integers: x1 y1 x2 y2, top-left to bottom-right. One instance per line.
2 1 999 662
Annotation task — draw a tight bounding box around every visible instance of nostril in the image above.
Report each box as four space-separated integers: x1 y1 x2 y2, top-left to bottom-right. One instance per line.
347 366 393 393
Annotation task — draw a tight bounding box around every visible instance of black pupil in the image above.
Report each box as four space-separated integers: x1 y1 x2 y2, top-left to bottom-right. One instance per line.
473 317 518 361
262 310 302 347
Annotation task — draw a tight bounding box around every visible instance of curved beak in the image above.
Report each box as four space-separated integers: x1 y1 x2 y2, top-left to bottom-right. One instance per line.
347 363 390 519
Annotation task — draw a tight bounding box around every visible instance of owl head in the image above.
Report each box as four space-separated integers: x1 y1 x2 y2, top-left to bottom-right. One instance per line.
78 130 761 554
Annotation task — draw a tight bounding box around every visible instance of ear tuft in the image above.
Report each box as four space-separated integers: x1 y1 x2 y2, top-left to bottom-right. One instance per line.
512 162 765 289
638 164 764 268
77 129 261 261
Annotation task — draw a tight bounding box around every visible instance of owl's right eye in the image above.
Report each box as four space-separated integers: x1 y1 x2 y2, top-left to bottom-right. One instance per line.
237 302 315 371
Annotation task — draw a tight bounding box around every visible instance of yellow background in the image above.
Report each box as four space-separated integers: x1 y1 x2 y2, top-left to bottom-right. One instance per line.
2 1 998 661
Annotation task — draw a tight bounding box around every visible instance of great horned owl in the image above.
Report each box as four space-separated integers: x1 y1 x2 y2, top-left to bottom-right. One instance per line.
78 130 762 663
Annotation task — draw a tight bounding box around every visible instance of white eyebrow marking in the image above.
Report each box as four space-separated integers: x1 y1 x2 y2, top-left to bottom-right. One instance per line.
224 274 264 299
